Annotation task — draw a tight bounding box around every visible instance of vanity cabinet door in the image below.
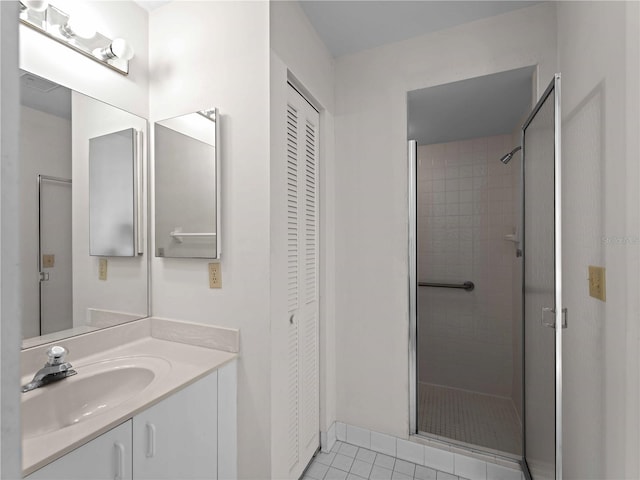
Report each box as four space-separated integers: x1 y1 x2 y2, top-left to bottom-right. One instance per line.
26 420 132 480
133 371 218 479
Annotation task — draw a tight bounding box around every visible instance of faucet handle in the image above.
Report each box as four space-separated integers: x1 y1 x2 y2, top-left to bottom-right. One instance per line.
46 345 68 366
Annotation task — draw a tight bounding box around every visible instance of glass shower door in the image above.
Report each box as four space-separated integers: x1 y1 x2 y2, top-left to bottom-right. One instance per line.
522 75 563 480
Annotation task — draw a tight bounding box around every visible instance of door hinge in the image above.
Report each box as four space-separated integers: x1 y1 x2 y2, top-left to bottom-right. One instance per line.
39 272 49 282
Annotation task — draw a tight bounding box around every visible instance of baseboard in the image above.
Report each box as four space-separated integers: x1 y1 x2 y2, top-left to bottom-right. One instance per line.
320 422 336 453
319 421 524 480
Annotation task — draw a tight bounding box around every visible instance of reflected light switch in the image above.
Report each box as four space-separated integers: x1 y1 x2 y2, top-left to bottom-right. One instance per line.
42 254 55 268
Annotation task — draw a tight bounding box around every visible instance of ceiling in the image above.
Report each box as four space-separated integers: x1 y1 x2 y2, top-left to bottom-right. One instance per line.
408 66 534 145
130 1 538 144
299 1 540 57
133 1 540 58
20 71 71 120
133 0 171 12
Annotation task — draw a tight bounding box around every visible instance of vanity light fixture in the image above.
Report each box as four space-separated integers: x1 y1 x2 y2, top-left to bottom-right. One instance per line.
95 38 135 62
59 16 97 40
19 1 134 75
20 0 48 13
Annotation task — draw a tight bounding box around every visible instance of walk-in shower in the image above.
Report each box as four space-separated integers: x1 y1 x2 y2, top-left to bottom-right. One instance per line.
408 66 535 458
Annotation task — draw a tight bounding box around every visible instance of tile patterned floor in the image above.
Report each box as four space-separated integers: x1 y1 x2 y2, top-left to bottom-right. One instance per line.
302 441 468 480
417 383 522 455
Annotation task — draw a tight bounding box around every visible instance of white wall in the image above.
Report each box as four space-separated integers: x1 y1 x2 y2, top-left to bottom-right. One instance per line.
148 2 271 477
417 134 517 399
558 2 640 478
333 3 557 438
269 2 335 476
0 2 22 477
19 107 72 339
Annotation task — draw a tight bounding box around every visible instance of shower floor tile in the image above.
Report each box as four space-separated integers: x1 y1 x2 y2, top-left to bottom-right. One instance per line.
417 383 522 455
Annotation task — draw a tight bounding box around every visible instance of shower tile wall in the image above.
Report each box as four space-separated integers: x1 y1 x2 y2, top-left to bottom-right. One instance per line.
417 135 517 398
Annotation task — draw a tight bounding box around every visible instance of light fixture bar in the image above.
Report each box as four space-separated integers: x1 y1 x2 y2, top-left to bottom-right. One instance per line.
19 2 133 75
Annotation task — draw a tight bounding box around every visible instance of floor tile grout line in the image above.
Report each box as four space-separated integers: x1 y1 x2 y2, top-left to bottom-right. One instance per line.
312 441 466 480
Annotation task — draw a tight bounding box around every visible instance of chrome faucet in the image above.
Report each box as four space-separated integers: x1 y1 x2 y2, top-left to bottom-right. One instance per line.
22 346 77 393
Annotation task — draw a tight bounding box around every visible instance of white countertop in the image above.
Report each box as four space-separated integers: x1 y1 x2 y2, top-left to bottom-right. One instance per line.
22 320 238 476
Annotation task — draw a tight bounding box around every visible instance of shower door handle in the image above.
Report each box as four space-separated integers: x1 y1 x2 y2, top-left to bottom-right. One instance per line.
541 307 568 329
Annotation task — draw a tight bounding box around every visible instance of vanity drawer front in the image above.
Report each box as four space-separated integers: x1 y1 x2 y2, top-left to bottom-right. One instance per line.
26 420 132 480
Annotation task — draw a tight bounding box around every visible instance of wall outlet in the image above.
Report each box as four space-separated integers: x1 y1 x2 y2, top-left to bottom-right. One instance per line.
208 263 221 288
42 254 55 268
588 265 606 301
99 258 108 281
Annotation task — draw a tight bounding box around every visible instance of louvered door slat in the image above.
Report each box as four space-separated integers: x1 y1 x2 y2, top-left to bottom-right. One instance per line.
286 102 300 471
287 104 299 315
304 120 318 306
286 85 319 478
301 117 319 451
287 320 299 468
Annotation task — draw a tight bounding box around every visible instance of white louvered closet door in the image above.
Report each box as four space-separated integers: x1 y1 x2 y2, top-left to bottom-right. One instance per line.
286 84 320 478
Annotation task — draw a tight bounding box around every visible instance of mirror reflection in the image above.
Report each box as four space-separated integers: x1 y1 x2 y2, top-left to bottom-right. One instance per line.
20 70 149 348
154 109 220 259
89 128 140 257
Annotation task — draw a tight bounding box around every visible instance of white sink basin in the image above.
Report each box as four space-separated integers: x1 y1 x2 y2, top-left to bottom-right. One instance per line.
22 356 171 439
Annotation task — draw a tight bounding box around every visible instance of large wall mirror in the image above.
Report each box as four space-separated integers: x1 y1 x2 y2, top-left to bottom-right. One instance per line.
154 109 220 259
20 70 149 349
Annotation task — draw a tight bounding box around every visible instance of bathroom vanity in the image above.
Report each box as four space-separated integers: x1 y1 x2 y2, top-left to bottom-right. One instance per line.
21 318 238 479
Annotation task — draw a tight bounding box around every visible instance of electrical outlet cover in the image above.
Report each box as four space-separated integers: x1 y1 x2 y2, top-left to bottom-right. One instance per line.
208 263 221 288
99 258 108 281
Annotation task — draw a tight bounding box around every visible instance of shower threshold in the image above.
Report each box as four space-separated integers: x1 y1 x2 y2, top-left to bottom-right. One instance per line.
417 383 522 459
417 429 521 462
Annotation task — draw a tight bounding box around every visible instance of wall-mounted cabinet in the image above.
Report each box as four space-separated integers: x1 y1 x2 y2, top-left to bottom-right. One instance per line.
26 361 237 480
154 109 221 259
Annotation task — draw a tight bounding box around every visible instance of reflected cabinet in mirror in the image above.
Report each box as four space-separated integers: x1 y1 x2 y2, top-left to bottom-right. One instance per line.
19 70 149 349
154 109 220 259
89 128 143 257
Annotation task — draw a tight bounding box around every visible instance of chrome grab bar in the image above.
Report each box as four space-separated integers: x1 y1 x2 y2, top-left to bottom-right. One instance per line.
418 281 475 292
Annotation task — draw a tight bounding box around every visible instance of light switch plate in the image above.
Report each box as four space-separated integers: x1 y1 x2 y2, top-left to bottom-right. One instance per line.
99 258 108 281
42 254 55 268
209 263 221 288
588 265 606 301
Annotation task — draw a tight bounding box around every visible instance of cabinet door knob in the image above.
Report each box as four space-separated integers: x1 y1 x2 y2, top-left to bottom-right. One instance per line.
114 442 125 480
146 422 156 458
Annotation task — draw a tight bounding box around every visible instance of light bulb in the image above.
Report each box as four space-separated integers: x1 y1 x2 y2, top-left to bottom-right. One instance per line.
60 16 96 39
109 38 135 61
94 38 135 63
21 0 48 12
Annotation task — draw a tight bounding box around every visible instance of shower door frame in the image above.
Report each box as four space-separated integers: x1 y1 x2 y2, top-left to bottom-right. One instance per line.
521 74 563 480
407 75 563 475
408 139 418 436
